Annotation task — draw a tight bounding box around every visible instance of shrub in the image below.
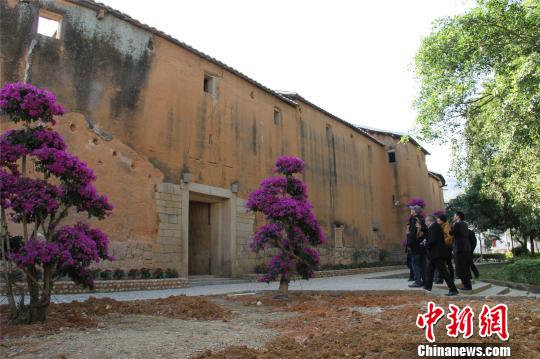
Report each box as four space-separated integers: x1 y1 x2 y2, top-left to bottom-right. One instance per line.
100 269 112 280
140 267 151 279
0 82 113 323
253 263 267 274
152 268 164 279
113 268 125 280
512 246 529 257
91 268 101 280
165 268 178 278
500 258 540 285
378 249 388 262
127 268 139 280
247 156 325 294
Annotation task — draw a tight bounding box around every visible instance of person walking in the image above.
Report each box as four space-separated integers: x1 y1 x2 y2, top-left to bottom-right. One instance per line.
423 215 458 296
403 235 414 281
436 214 455 279
468 229 480 278
407 205 427 288
450 211 472 290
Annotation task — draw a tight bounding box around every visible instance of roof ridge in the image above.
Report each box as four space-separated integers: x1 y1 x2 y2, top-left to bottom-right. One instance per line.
357 125 431 155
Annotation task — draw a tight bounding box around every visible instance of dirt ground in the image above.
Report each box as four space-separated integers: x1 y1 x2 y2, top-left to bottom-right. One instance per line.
1 292 539 358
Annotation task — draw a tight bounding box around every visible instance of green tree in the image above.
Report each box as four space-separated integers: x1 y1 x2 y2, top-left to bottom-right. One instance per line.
447 177 507 232
414 0 540 249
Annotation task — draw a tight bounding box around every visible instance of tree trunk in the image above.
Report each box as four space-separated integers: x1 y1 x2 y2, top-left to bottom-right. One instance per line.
10 267 48 324
278 276 289 295
531 236 536 254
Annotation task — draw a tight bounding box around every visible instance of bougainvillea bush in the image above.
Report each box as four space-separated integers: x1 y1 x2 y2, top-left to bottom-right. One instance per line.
247 156 325 295
407 197 426 209
0 82 113 323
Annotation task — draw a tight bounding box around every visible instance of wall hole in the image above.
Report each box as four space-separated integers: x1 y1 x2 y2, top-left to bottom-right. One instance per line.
37 10 62 39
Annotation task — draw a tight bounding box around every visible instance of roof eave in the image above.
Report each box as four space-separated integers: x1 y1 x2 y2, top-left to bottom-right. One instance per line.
277 92 386 147
65 0 297 107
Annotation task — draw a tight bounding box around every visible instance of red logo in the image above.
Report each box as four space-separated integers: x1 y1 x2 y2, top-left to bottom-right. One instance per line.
416 301 445 343
479 304 509 341
446 304 474 339
417 302 509 342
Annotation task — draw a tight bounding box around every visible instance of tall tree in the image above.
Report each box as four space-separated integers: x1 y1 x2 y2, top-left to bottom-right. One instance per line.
414 0 540 217
247 156 325 297
0 83 113 323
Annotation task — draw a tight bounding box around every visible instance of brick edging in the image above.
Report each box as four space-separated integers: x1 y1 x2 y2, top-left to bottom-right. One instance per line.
0 278 189 295
243 265 406 282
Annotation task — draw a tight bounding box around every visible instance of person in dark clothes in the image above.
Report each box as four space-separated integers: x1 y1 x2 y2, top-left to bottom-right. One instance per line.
450 211 472 290
423 215 458 296
468 229 480 278
436 214 455 279
403 235 414 281
407 205 428 288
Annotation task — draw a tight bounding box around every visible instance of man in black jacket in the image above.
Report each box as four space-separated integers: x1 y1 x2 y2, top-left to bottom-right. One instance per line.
407 205 428 288
423 215 458 296
450 211 473 290
468 229 480 278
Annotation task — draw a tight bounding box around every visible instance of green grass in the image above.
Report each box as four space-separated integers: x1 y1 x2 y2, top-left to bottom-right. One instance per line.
479 258 540 285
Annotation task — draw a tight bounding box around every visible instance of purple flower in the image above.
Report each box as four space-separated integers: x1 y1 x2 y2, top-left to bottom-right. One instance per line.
1 83 113 293
0 82 65 124
407 197 426 209
33 147 96 186
432 210 446 218
9 239 59 266
62 184 113 219
273 156 304 175
8 177 61 223
249 156 324 283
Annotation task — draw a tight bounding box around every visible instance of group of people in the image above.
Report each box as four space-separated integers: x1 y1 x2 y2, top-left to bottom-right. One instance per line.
405 205 479 296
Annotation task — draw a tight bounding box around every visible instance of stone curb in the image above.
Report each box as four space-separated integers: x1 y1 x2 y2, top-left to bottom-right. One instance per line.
0 278 189 295
243 265 406 282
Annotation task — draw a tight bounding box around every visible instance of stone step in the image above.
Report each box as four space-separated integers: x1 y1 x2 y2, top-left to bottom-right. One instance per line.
430 282 492 296
475 285 510 297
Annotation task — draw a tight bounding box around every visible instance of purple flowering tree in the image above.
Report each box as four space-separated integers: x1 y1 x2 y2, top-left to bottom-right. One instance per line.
407 197 426 209
432 210 446 218
247 156 325 296
0 83 113 323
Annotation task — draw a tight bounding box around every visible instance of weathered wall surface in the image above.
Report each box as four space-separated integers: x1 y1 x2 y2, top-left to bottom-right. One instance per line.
1 0 441 273
367 133 446 232
2 112 165 269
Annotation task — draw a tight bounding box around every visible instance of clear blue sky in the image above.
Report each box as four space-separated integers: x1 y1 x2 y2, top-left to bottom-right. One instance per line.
101 0 471 199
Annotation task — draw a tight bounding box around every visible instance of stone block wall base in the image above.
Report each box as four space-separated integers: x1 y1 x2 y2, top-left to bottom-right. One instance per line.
0 278 189 295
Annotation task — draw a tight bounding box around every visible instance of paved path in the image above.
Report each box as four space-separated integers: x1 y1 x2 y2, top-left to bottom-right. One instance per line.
2 269 536 304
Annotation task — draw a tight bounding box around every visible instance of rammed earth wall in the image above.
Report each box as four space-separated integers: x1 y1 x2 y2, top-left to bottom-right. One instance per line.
0 0 445 276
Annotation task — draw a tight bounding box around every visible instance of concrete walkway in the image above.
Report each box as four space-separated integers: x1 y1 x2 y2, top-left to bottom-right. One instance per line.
2 268 535 304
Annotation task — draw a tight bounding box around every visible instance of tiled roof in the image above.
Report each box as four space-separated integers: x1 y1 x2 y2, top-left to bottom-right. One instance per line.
428 171 446 187
276 92 385 147
356 125 431 155
64 1 393 149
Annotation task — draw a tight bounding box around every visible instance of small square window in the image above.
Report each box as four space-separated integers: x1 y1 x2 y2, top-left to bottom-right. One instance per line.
273 108 281 125
37 10 62 39
388 151 396 163
203 74 214 94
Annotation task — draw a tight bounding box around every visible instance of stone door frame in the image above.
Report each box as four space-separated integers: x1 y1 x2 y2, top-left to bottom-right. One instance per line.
179 182 237 278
